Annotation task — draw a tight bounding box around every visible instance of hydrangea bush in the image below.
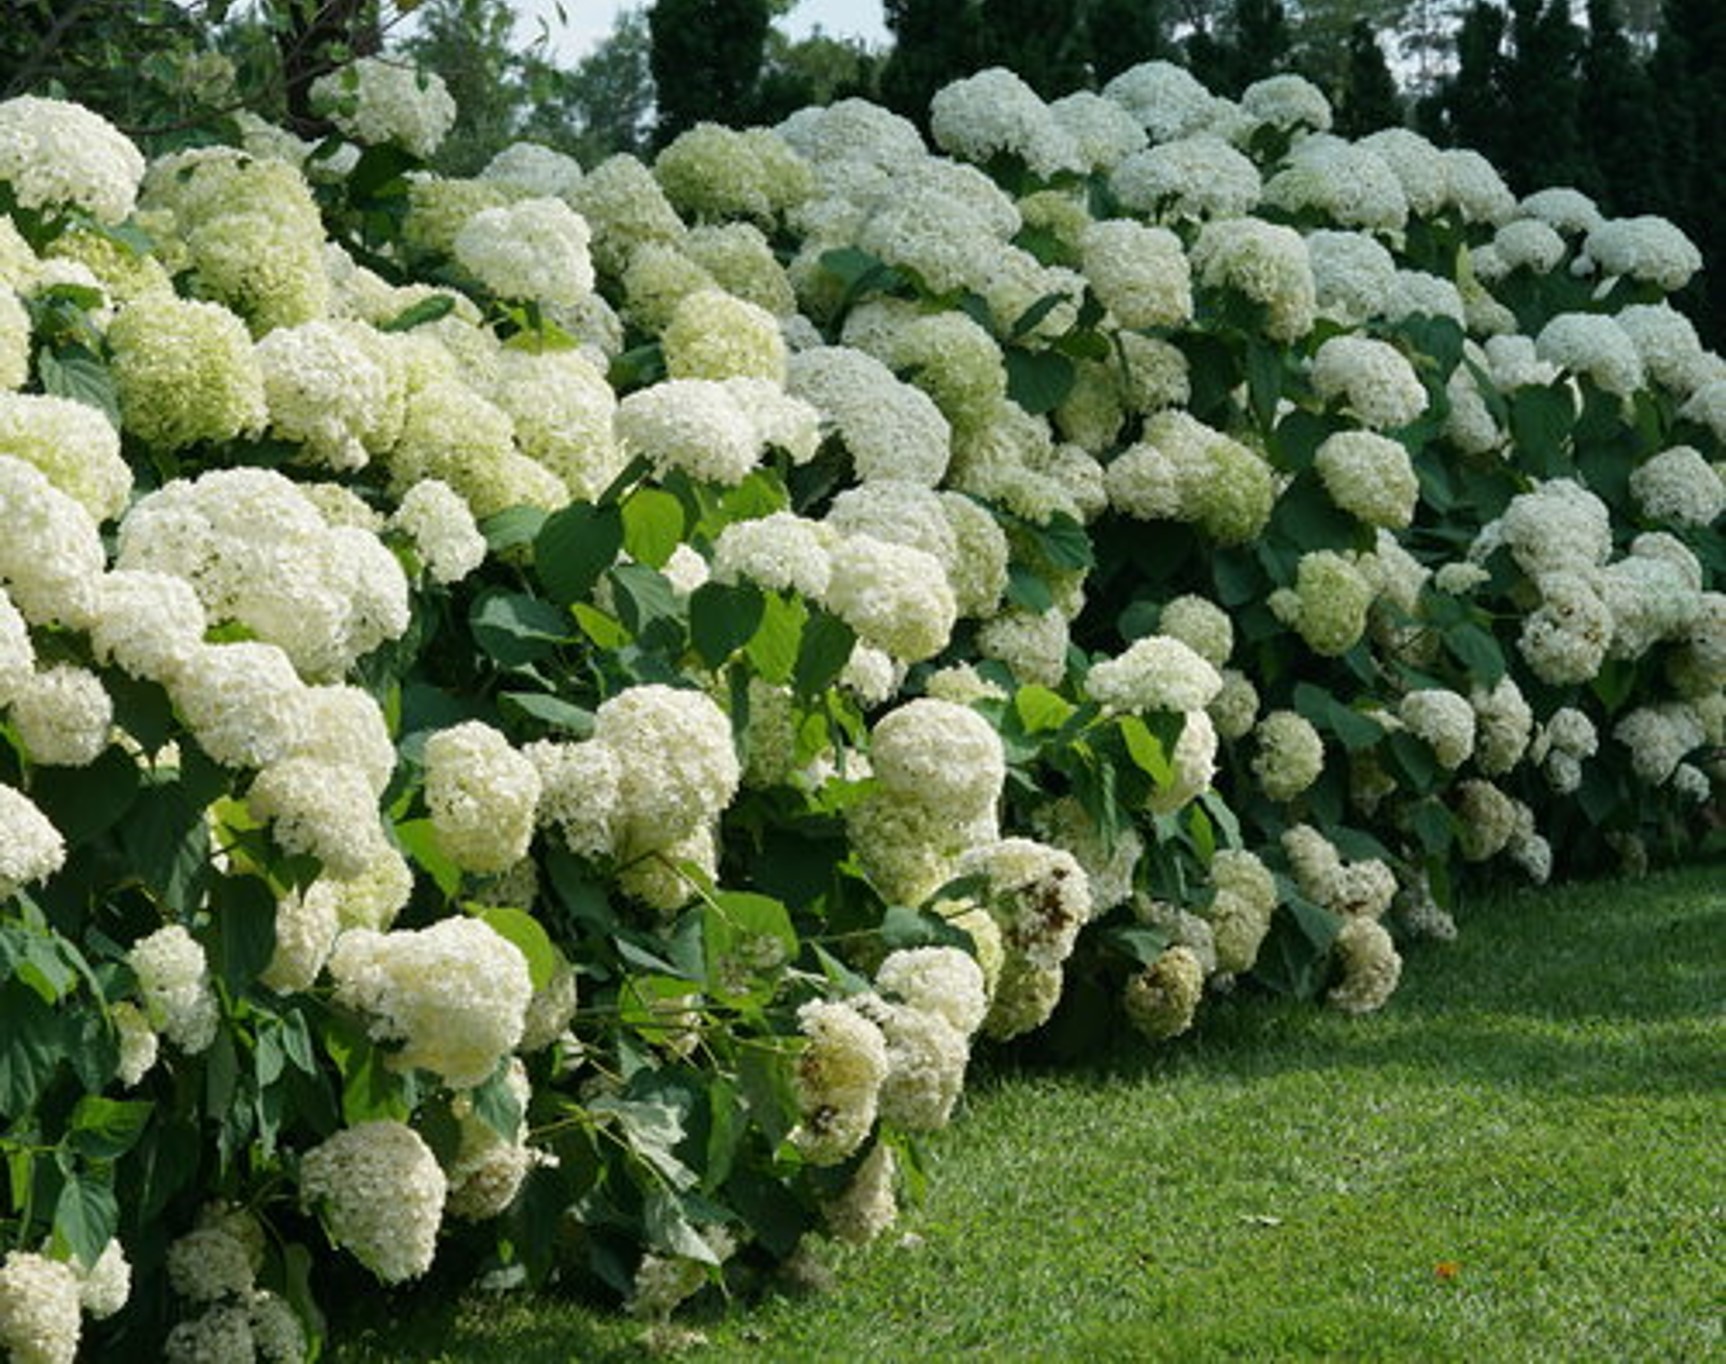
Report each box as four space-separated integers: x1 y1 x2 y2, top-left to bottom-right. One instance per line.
0 54 1719 1358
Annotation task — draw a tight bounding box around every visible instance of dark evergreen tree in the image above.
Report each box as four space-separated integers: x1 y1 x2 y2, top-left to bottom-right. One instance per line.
1335 19 1402 137
1497 0 1587 194
648 0 771 144
879 0 983 128
980 0 1090 97
1083 0 1165 85
1649 0 1726 342
1424 1 1510 164
1580 0 1666 212
1184 0 1292 97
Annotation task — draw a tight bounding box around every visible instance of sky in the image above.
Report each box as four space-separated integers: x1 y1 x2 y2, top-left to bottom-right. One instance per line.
506 0 891 64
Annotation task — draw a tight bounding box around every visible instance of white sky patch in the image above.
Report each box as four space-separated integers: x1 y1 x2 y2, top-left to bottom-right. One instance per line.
502 0 890 65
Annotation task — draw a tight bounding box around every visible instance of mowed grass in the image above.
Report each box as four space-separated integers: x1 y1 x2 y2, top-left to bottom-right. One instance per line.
332 861 1724 1362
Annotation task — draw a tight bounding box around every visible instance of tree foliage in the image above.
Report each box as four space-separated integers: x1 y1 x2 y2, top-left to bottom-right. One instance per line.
648 0 772 143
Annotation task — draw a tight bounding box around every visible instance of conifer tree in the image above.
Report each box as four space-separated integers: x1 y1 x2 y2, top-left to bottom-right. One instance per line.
648 0 771 144
1335 19 1403 136
1083 0 1166 85
1498 0 1587 194
980 0 1090 97
879 0 983 128
1580 0 1666 211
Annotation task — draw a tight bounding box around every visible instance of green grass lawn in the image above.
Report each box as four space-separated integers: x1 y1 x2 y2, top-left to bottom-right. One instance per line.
332 862 1724 1362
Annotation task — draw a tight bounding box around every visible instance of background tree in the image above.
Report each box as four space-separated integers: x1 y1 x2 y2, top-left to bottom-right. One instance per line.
878 0 983 128
1186 0 1292 98
753 31 880 123
979 0 1089 97
516 8 656 163
1495 0 1587 193
1648 0 1724 342
1290 0 1410 92
648 0 771 143
1081 0 1167 85
401 0 525 173
1418 1 1508 161
1579 0 1666 211
1334 17 1402 135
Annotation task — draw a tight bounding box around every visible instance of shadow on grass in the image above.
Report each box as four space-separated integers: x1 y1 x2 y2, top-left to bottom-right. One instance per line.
976 860 1726 1101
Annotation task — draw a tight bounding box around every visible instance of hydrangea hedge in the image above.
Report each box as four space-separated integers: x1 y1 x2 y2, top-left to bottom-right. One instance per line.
0 54 1720 1360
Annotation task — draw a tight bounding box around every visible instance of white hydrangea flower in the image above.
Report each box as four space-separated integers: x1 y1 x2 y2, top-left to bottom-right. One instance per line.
1310 337 1427 431
1085 634 1222 714
390 479 486 584
164 1304 253 1363
1123 945 1206 1041
1518 570 1613 685
1263 136 1406 233
300 1121 447 1283
423 721 541 874
1283 824 1397 919
1252 709 1326 801
593 684 740 847
1471 676 1534 776
8 664 111 767
1535 312 1644 398
1496 479 1614 577
960 837 1092 971
1111 136 1261 223
166 1227 254 1304
0 454 106 630
0 782 64 902
74 1239 130 1321
615 378 762 486
1519 187 1605 238
1208 667 1260 741
106 293 266 453
1206 849 1279 975
454 197 594 306
169 641 310 771
480 141 584 198
1630 446 1724 527
1487 218 1566 277
1582 215 1703 292
1454 779 1520 861
1241 72 1331 130
1190 218 1316 342
1269 550 1376 657
1615 305 1713 397
256 320 394 472
112 1001 158 1087
875 947 988 1038
311 58 456 159
1314 430 1420 529
1399 688 1476 769
824 534 957 663
869 699 1004 816
931 67 1085 179
247 758 388 879
1048 91 1147 170
0 95 144 223
850 992 971 1132
330 917 532 1087
1080 219 1191 330
528 739 621 861
822 1140 898 1244
1327 917 1401 1014
1102 60 1224 142
0 393 131 524
1614 702 1705 787
0 1250 81 1364
791 998 889 1165
1358 128 1450 217
1439 148 1517 225
788 345 953 486
129 924 219 1054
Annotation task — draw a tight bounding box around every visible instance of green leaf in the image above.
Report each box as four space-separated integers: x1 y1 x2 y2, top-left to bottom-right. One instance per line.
1014 685 1076 734
378 293 456 332
469 1058 526 1140
473 906 558 991
1270 408 1331 474
117 775 210 917
608 562 685 652
589 1096 698 1191
323 1020 414 1126
67 1097 152 1161
0 982 63 1118
621 487 686 568
1120 713 1182 786
793 609 857 699
880 903 974 951
498 691 595 737
1245 339 1282 431
480 505 549 553
1030 511 1095 570
209 876 277 993
1102 924 1172 968
1004 346 1075 415
645 1188 721 1263
1006 564 1056 613
534 502 623 607
1444 621 1506 686
1409 798 1454 856
1508 383 1575 477
1008 290 1073 340
52 1168 117 1269
689 581 765 669
469 590 571 668
746 592 806 685
38 347 120 427
395 819 461 899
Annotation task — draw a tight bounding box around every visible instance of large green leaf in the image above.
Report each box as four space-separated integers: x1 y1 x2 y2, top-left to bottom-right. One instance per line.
1004 346 1075 415
469 590 572 668
689 581 765 669
534 502 623 607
